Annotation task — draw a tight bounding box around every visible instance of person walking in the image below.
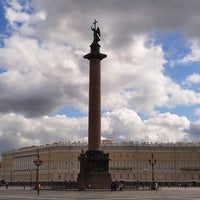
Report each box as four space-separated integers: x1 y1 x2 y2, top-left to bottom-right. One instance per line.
119 182 123 191
37 183 41 195
155 182 158 193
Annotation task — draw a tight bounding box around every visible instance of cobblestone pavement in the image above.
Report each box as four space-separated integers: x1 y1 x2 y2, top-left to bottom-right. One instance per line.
0 187 200 200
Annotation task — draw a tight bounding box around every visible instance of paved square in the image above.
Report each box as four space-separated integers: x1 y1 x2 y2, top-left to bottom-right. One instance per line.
0 187 200 199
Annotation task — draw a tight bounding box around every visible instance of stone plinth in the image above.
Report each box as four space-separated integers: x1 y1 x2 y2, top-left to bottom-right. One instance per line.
77 150 112 189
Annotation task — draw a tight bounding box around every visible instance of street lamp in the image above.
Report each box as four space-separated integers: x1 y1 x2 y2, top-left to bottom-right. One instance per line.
149 153 156 190
34 149 42 189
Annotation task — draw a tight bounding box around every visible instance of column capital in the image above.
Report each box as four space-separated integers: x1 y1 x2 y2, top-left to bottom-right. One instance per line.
84 42 107 60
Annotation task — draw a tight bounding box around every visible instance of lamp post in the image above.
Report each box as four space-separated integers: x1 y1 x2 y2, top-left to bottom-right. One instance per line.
149 153 156 190
34 149 42 189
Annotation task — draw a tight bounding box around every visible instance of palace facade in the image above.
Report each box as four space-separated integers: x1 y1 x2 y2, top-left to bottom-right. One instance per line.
1 141 200 188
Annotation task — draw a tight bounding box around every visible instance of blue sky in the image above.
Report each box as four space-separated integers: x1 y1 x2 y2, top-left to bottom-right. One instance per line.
0 2 7 47
0 0 200 154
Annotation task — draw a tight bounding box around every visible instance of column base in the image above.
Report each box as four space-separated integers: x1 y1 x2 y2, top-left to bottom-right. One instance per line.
77 150 112 189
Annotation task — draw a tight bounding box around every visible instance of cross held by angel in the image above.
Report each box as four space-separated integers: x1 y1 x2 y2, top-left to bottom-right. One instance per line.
91 19 101 43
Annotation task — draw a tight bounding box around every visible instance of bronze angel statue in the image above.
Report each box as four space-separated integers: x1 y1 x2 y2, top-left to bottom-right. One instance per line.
91 19 101 43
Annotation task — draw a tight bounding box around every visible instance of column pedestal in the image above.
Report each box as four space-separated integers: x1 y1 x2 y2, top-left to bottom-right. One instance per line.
78 150 111 189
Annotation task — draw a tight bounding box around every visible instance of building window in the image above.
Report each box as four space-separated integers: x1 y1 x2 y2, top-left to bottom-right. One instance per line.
58 173 61 180
190 160 194 168
71 161 73 168
177 161 180 169
77 161 80 170
158 172 161 181
112 173 115 180
127 173 130 180
126 161 130 168
51 161 54 169
58 161 62 169
144 161 148 169
139 161 142 170
171 173 174 180
165 173 168 180
120 173 123 180
71 173 74 181
133 161 136 170
65 161 67 169
120 161 123 168
178 173 180 181
184 173 187 180
164 161 167 170
183 160 186 168
139 173 142 180
133 172 136 180
158 161 161 170
171 161 174 169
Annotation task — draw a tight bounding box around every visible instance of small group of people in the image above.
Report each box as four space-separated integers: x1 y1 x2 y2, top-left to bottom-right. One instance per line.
110 180 123 191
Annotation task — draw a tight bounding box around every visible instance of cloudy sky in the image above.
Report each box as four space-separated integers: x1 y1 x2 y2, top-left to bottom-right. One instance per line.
0 0 200 154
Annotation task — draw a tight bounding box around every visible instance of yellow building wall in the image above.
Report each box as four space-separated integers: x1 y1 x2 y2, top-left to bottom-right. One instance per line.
1 142 200 186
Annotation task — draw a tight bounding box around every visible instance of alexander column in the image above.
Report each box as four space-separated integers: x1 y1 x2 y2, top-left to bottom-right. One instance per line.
77 20 112 189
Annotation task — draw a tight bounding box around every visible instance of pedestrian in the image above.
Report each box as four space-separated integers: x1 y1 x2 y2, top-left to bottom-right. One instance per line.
155 182 158 193
37 183 41 195
119 182 123 191
110 181 114 191
114 181 117 191
5 183 8 190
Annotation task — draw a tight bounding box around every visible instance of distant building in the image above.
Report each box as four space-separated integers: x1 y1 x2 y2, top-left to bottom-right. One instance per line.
1 141 200 188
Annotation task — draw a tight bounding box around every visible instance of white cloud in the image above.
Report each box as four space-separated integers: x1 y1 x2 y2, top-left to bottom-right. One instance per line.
0 113 88 153
102 35 169 115
180 39 200 63
6 7 30 26
7 0 23 12
195 108 200 117
166 82 200 106
5 0 46 37
102 35 200 113
143 112 190 142
102 109 190 143
0 109 191 154
186 120 200 142
0 34 89 116
186 73 200 85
